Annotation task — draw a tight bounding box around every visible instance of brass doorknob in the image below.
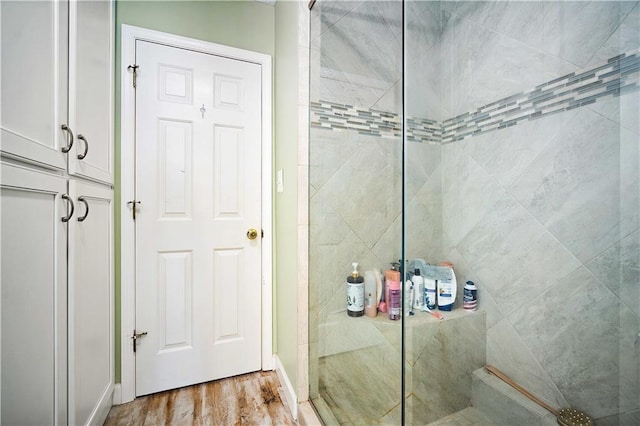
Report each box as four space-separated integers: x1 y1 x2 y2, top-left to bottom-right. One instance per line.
247 228 259 240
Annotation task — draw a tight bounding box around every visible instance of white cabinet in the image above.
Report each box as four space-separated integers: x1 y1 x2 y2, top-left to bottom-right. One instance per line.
0 0 114 424
68 180 114 425
0 168 115 426
0 1 69 170
1 0 114 185
1 163 69 425
68 0 114 184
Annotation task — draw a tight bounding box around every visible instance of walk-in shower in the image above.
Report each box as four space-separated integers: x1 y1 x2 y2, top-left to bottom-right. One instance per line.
308 1 640 424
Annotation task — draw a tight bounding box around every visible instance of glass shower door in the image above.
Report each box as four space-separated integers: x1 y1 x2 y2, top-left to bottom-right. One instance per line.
403 1 640 424
308 1 405 423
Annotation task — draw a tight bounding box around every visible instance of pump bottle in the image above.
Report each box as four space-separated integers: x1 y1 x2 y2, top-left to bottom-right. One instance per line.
346 262 364 317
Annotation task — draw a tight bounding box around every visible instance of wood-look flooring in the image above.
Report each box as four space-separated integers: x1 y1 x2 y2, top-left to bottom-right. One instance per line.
105 371 296 425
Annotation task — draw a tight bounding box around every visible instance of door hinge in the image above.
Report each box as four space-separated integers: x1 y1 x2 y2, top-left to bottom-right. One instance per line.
127 64 139 88
127 200 141 220
132 329 148 353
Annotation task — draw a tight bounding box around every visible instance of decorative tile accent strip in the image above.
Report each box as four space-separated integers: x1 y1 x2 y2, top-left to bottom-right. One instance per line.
309 101 441 143
310 100 403 139
407 117 441 143
441 50 640 143
311 50 640 144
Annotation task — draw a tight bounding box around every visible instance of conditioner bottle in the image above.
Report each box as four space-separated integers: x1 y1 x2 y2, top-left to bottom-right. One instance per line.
437 261 456 311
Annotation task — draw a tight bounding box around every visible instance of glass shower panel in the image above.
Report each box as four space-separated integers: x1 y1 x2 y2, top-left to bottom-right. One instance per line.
404 1 640 424
402 2 488 424
308 1 405 424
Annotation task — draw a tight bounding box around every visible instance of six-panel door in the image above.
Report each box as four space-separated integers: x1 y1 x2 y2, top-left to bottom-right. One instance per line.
134 40 263 396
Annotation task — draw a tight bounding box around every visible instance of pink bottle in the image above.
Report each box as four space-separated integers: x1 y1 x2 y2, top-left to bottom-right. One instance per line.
385 269 401 320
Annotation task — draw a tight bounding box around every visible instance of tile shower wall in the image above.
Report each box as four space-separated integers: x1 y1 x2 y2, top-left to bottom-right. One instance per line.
439 0 640 421
308 128 442 326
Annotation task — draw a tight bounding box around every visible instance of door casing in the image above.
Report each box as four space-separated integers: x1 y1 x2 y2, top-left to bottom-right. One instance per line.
118 25 273 404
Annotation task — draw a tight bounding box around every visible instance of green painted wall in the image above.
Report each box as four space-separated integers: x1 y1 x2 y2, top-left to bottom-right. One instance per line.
274 0 299 393
114 0 276 383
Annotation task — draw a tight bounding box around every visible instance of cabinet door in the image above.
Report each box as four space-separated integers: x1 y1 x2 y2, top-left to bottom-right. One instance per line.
68 180 113 425
68 0 114 184
0 163 68 425
1 1 69 170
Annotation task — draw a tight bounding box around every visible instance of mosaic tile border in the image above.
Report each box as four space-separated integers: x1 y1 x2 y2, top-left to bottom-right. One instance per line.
441 50 640 143
310 100 403 139
311 50 640 144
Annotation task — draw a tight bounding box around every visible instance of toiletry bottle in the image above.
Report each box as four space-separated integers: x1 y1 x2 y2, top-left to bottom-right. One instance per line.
412 269 424 310
385 268 401 320
346 262 364 317
425 274 437 310
405 279 414 316
379 275 387 313
463 280 478 311
364 270 377 317
404 266 413 316
386 262 400 305
374 268 383 312
437 261 456 311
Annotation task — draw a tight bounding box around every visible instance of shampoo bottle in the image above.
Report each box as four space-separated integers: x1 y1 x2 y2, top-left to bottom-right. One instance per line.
404 277 414 316
425 275 437 310
386 262 400 305
412 269 424 310
385 268 401 320
437 261 456 311
346 262 364 317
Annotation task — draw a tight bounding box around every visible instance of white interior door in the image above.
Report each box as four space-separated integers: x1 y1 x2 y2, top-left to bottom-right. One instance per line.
134 40 263 396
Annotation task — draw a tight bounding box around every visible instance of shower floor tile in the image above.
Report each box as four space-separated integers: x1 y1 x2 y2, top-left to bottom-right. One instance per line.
427 407 494 426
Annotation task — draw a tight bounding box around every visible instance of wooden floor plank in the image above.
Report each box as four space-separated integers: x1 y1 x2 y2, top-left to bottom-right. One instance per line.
236 374 271 425
105 371 295 425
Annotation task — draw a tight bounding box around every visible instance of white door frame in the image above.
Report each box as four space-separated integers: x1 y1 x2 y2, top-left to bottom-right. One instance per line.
119 24 273 404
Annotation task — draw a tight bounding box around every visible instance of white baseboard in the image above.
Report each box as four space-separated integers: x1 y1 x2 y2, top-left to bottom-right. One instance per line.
274 355 298 420
112 383 122 405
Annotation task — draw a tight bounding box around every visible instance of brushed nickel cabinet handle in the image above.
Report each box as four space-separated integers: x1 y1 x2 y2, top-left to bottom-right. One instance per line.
61 124 74 153
77 197 89 222
77 134 89 160
61 194 75 222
